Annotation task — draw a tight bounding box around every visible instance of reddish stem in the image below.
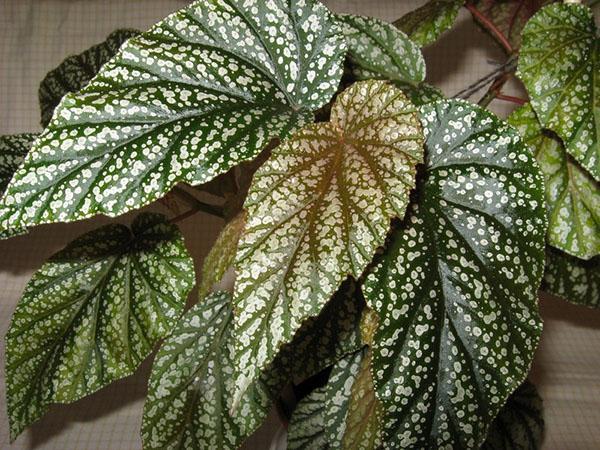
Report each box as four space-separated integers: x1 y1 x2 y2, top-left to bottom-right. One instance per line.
495 93 527 105
466 3 514 54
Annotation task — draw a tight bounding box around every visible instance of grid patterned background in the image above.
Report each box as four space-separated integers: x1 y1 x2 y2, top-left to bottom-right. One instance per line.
0 1 599 449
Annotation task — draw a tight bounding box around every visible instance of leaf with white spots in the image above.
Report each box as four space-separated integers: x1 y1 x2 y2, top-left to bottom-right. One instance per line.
394 0 463 47
337 14 425 84
509 104 599 259
517 3 600 180
287 386 328 450
542 248 600 308
231 79 424 408
0 0 346 232
396 82 445 107
363 99 547 449
38 29 140 128
5 213 194 440
198 212 245 299
481 380 544 450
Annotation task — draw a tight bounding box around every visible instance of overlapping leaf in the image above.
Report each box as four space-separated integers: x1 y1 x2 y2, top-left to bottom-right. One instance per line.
543 248 600 308
0 0 346 232
287 386 328 450
481 380 544 450
394 0 463 46
517 3 599 180
337 14 425 84
5 213 194 440
509 104 600 259
231 79 424 408
38 29 140 127
363 99 547 449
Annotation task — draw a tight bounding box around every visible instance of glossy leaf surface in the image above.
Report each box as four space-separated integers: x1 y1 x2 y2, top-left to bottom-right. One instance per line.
394 0 463 46
6 213 194 440
363 100 546 449
232 79 423 407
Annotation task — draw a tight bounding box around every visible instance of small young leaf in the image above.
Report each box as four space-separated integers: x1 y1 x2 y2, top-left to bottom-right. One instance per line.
5 213 194 440
396 82 445 107
363 100 547 449
39 29 140 127
337 14 425 84
481 380 544 450
198 212 245 299
509 104 600 259
517 3 599 180
543 247 600 308
232 80 424 408
0 0 346 232
394 0 463 47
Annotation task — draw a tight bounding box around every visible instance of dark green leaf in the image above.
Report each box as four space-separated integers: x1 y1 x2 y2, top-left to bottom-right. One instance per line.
287 386 328 450
6 213 194 440
0 0 346 232
517 3 599 180
231 80 424 408
396 82 444 107
509 104 599 259
39 29 140 127
394 0 463 46
363 99 546 449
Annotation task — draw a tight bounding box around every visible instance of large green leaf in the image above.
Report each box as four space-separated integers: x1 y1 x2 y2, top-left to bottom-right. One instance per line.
38 29 140 128
509 104 600 259
5 213 194 440
337 14 425 84
394 0 463 47
363 99 546 449
231 79 424 408
481 380 544 450
543 247 600 308
0 0 346 233
517 3 599 180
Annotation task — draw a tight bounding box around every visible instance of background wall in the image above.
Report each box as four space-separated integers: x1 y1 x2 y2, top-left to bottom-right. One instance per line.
0 1 599 448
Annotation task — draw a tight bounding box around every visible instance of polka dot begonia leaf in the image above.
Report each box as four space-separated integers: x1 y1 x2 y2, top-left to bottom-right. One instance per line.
395 82 445 107
543 247 599 308
509 104 599 259
231 79 424 409
363 99 547 449
0 0 347 233
337 14 425 84
393 0 463 47
517 3 600 181
38 29 140 128
5 213 194 441
287 386 328 450
480 380 544 450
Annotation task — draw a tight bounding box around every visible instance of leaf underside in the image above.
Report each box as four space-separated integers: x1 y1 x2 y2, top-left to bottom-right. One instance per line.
0 0 346 232
509 104 600 259
394 0 463 47
231 79 424 408
6 213 194 440
517 3 599 180
363 99 547 449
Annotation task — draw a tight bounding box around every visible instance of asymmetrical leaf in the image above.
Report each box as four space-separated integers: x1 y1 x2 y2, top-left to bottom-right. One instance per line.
6 213 194 440
394 0 463 46
363 100 547 449
198 212 245 299
509 104 600 259
543 248 600 308
517 3 600 180
481 380 544 450
337 14 425 84
38 29 140 127
231 80 424 407
0 0 346 232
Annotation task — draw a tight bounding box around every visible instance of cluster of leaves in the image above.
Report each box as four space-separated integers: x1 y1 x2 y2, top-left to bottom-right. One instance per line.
0 0 597 448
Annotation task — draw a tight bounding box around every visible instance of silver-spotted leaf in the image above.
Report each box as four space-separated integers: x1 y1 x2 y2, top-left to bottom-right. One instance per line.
394 0 463 47
5 213 194 440
517 3 599 180
481 380 544 450
337 14 425 84
363 99 547 449
287 386 328 450
0 0 346 232
509 104 599 259
38 29 140 127
396 82 445 107
231 79 424 407
543 248 600 308
198 212 245 299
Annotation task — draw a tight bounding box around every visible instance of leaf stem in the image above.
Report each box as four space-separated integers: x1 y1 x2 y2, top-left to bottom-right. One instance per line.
454 56 517 99
466 3 514 54
495 93 527 105
170 186 224 219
